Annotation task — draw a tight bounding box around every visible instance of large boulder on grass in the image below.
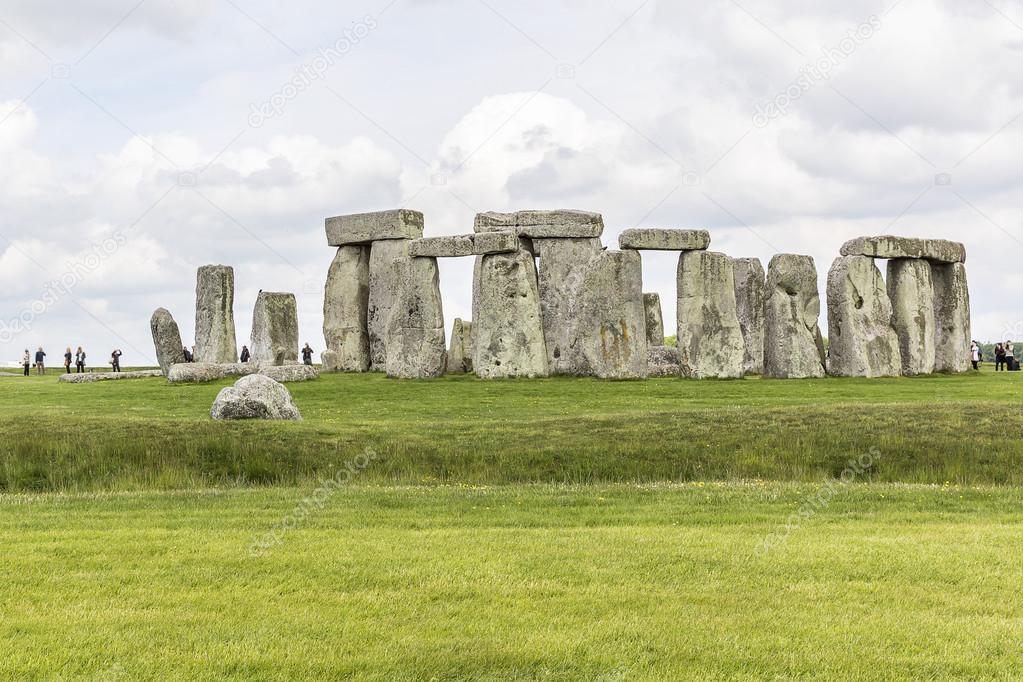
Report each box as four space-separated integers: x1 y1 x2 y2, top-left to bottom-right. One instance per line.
210 374 301 420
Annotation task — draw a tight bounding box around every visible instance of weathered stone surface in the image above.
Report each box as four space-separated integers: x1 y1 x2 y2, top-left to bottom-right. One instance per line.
150 307 185 376
447 318 473 373
887 259 936 375
259 364 319 382
385 258 446 379
575 250 647 379
644 293 665 346
676 251 745 379
763 254 826 379
472 231 520 255
323 245 370 372
619 229 710 251
367 239 411 370
250 292 299 366
840 236 965 264
195 265 237 364
168 362 228 383
536 238 603 375
222 363 259 377
210 374 301 421
932 262 971 373
59 370 163 383
474 250 548 378
474 210 603 238
648 345 683 377
732 258 766 376
825 256 901 378
325 209 424 246
409 234 474 258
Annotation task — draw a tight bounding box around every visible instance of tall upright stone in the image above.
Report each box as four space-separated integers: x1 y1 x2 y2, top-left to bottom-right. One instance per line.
826 256 901 377
385 258 446 379
195 265 237 363
535 238 603 375
322 245 370 372
732 258 765 375
575 250 648 379
643 293 665 346
931 262 970 373
367 239 411 371
676 251 745 379
887 259 936 375
150 308 185 376
474 250 548 378
250 292 299 366
447 319 473 374
763 254 826 379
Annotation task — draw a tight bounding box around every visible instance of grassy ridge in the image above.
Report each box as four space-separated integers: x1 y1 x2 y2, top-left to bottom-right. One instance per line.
1 370 1021 492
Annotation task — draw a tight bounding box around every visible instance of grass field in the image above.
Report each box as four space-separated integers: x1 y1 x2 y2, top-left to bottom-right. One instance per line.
3 369 1022 678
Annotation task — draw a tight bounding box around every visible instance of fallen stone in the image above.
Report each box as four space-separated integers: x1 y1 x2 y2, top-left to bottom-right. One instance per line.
325 209 424 246
250 292 299 366
648 345 683 377
474 249 548 378
447 318 473 373
367 239 411 370
536 237 604 375
840 236 965 264
644 293 665 346
763 254 826 379
825 256 902 377
323 245 371 372
931 262 970 373
575 250 648 379
887 259 936 375
168 363 228 383
259 364 319 382
194 265 238 363
732 258 765 376
210 374 301 421
385 258 447 379
474 210 603 238
222 363 259 377
676 251 745 379
150 307 185 376
58 370 164 383
619 229 710 251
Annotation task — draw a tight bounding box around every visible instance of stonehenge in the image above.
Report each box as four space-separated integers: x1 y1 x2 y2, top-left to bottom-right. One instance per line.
841 236 965 264
676 251 745 379
887 259 936 376
644 293 664 347
447 319 473 374
932 263 971 373
150 307 185 376
620 229 710 251
385 258 447 379
323 245 371 372
210 374 302 421
326 209 424 245
195 265 238 363
250 291 299 366
763 254 826 379
826 256 901 378
732 258 765 375
367 238 412 370
536 237 603 375
574 250 647 379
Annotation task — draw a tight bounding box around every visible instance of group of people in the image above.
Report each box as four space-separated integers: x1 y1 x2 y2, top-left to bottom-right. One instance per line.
993 341 1017 371
177 343 315 365
20 347 123 375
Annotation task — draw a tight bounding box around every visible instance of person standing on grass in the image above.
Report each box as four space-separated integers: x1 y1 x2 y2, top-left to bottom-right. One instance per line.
995 343 1005 371
75 346 86 373
302 343 314 366
22 349 30 376
971 341 980 371
34 347 46 375
240 345 250 363
1006 340 1016 371
64 347 72 373
111 349 122 372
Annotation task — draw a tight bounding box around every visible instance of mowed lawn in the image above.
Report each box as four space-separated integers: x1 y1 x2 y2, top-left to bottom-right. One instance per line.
2 483 1023 680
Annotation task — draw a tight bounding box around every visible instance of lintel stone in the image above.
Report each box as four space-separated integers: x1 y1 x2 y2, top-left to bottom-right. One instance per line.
326 209 424 246
619 228 710 251
839 235 965 264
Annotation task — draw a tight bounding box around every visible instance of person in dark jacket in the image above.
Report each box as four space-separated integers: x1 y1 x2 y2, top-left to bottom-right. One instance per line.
182 346 193 363
75 347 86 373
111 349 122 372
64 347 72 373
301 343 314 366
34 347 46 375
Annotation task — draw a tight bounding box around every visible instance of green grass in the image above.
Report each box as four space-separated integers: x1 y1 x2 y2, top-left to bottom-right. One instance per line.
2 482 1022 680
2 368 1022 492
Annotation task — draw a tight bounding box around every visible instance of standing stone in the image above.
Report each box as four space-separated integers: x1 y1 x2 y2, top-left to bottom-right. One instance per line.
676 251 745 379
385 258 446 379
150 308 185 376
535 238 603 375
887 259 936 376
643 293 665 346
825 256 901 377
733 258 765 375
195 265 237 363
250 292 299 366
575 250 648 379
763 254 826 379
367 239 411 371
932 262 971 373
474 250 548 378
447 319 473 373
323 245 370 372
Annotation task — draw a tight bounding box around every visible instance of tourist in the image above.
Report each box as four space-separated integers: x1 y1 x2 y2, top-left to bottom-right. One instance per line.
182 346 193 363
64 347 72 373
75 346 86 373
111 349 122 372
302 343 314 366
240 345 250 363
34 347 46 375
22 349 30 376
970 341 980 371
1007 340 1016 371
995 343 1005 371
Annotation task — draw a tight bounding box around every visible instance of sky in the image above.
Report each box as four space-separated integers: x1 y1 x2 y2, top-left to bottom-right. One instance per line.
1 0 1021 366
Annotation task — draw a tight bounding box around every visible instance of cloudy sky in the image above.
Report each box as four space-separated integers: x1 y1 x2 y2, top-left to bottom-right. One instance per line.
1 0 1021 365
